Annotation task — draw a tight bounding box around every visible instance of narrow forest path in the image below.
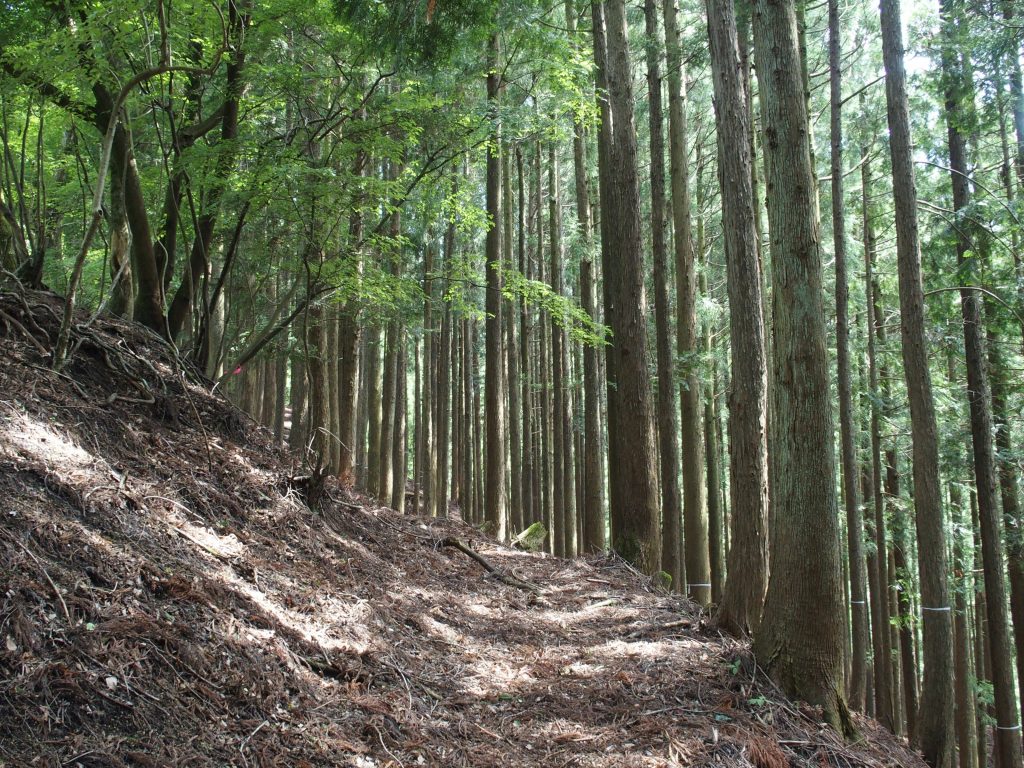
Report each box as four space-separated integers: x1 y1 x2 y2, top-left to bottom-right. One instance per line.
0 291 922 767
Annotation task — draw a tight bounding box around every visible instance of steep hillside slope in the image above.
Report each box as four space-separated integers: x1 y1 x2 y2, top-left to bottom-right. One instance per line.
0 289 923 767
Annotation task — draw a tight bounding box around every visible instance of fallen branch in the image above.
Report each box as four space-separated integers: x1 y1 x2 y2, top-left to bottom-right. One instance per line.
439 537 540 594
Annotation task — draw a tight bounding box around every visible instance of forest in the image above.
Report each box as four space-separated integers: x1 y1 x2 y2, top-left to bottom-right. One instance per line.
0 0 1023 766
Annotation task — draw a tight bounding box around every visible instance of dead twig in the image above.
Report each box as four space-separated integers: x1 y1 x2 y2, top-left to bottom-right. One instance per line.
438 537 540 594
0 530 71 623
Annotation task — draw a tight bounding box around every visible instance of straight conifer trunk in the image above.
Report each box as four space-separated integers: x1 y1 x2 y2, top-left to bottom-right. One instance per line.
664 0 709 604
484 32 507 539
645 0 683 590
878 0 956 756
595 0 662 574
705 0 768 635
828 0 867 710
939 0 1022 759
750 0 849 730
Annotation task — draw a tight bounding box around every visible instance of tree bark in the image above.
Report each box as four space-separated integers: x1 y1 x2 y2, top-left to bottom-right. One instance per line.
939 0 1022 758
828 0 867 712
750 0 849 730
664 0 709 604
594 0 662 575
484 33 508 540
706 0 769 635
645 0 683 590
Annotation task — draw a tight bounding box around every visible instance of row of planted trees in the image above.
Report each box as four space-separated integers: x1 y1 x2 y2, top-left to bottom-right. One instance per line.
2 0 1024 765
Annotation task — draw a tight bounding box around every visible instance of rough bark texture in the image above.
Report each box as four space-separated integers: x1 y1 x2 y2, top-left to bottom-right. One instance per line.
750 0 849 731
645 0 683 589
828 0 867 712
939 0 1022 759
484 33 508 540
879 0 955 758
664 0 709 604
706 0 768 635
595 0 662 575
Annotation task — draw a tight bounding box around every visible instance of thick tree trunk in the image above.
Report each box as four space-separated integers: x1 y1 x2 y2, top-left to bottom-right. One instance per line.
750 0 849 730
594 0 662 575
706 0 769 635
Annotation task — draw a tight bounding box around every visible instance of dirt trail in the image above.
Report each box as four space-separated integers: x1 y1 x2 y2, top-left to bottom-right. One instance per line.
0 289 923 767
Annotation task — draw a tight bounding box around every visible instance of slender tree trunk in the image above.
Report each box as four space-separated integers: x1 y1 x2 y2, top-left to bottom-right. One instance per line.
645 0 683 589
664 0 709 604
879 0 956 757
379 320 397 504
971 492 990 768
750 0 849 729
594 0 662 575
436 224 454 519
518 146 535 529
422 244 435 516
365 326 383 496
485 33 508 540
549 143 568 557
949 470 979 768
829 0 867 711
504 155 522 533
391 334 407 512
305 303 329 469
940 0 1022 758
707 0 769 634
567 3 603 553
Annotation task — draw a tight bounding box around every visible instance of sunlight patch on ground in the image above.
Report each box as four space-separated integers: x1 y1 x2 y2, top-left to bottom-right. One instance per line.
171 519 246 558
588 637 701 661
1 410 98 471
462 657 536 696
222 567 376 655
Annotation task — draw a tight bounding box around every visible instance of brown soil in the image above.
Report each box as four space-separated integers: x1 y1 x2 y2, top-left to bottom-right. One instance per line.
0 289 925 767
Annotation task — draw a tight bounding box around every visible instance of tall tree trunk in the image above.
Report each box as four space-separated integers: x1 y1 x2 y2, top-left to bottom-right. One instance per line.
707 0 769 635
645 0 683 589
391 333 406 512
485 33 508 540
750 0 849 730
949 468 979 768
862 157 896 733
365 326 383 496
421 244 435 516
518 146 535 529
664 0 709 604
305 302 329 469
568 2 603 553
379 320 397 504
594 0 662 575
504 152 522 533
436 223 454 519
879 0 956 758
829 0 868 711
940 0 1022 758
549 143 567 557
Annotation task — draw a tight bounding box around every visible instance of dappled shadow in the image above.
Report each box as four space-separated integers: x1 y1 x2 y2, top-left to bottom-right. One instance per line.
0 289 925 768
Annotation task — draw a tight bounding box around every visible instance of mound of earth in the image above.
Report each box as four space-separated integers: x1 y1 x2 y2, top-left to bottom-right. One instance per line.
0 288 924 767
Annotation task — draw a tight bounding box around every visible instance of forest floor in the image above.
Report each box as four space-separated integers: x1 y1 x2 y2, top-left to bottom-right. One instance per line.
0 289 925 767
